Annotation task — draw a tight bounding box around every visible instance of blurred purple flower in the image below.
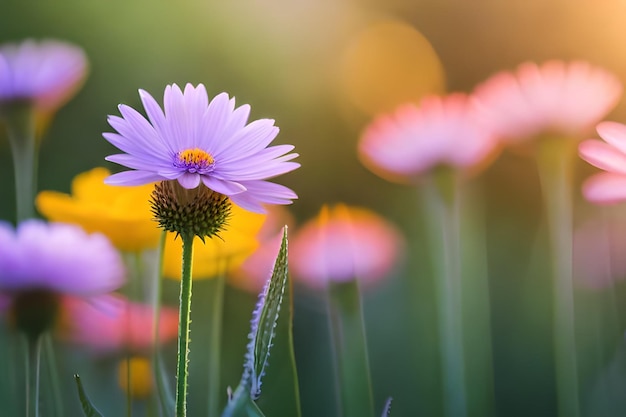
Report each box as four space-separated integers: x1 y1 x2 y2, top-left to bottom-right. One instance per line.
473 60 622 144
358 93 497 183
0 39 88 113
103 83 300 213
290 204 404 289
0 219 125 295
579 122 626 204
0 220 125 338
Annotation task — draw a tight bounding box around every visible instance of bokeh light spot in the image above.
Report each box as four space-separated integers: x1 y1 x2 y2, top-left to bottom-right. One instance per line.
339 19 446 115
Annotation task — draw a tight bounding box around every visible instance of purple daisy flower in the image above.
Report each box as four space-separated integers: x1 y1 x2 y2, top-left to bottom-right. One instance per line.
0 220 125 296
103 83 300 213
0 39 88 112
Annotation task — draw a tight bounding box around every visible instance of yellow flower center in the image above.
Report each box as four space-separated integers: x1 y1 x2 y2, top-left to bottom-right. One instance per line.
178 148 214 165
175 148 215 174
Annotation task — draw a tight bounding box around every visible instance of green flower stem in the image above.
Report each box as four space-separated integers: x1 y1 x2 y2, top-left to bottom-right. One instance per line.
535 138 579 417
25 334 43 417
1 325 18 416
175 233 195 417
42 334 64 417
153 232 175 416
422 172 467 417
285 271 303 417
4 103 37 222
207 272 226 417
328 279 375 417
126 357 132 417
458 183 495 417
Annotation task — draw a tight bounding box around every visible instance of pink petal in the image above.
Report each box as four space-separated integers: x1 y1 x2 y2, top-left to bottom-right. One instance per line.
582 172 626 204
578 140 626 175
596 121 626 156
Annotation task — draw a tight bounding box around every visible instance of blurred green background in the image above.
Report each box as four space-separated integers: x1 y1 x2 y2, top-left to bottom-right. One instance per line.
3 1 626 416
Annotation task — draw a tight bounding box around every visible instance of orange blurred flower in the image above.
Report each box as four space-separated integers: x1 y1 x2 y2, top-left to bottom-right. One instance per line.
118 356 153 399
36 167 160 252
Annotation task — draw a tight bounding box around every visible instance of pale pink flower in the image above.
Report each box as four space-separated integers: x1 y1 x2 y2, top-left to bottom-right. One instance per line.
473 60 622 143
358 93 497 183
290 204 404 289
579 122 626 204
62 295 179 354
229 205 295 292
0 39 88 113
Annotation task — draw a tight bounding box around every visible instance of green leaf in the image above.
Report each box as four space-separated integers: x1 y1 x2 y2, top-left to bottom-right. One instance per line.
223 226 302 417
245 226 290 399
222 385 267 417
73 374 104 417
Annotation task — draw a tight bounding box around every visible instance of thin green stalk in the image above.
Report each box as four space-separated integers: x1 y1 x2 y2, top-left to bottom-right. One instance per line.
285 271 302 417
328 279 375 417
125 252 145 417
4 103 37 222
175 233 195 417
207 272 226 417
459 182 495 417
153 231 175 416
422 173 467 417
126 357 132 417
1 325 18 416
25 335 43 417
42 334 64 417
535 138 579 417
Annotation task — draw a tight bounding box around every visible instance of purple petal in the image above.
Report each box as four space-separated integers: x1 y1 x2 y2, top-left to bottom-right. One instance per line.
139 88 167 135
177 172 201 189
229 180 298 213
104 170 165 186
199 92 235 150
105 153 171 171
201 176 246 195
214 119 278 160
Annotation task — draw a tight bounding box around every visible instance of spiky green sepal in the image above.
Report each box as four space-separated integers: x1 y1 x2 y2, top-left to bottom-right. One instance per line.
150 181 231 241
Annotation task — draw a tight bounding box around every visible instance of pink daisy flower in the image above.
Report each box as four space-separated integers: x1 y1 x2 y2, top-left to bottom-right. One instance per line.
290 204 404 289
579 122 626 203
473 60 622 143
62 295 179 354
103 83 300 213
230 205 295 292
358 93 497 183
0 39 88 113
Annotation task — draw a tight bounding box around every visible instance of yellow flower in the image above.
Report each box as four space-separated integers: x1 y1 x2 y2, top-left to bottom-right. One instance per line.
118 356 153 399
36 167 160 252
162 203 265 279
